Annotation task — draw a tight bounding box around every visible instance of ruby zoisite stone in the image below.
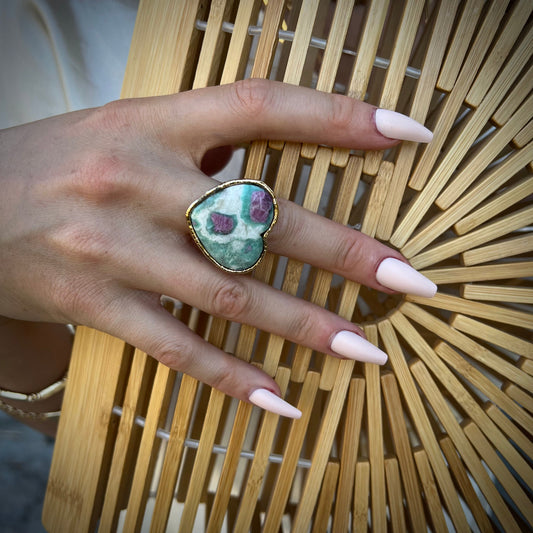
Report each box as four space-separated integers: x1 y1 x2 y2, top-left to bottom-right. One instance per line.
249 190 273 223
210 212 235 234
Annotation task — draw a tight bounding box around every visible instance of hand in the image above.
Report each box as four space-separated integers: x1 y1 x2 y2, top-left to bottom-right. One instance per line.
0 79 435 417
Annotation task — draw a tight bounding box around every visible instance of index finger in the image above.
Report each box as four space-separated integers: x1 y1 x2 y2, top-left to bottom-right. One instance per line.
153 79 433 153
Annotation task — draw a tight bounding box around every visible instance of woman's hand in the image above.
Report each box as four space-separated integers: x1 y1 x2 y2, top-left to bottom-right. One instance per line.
0 79 435 417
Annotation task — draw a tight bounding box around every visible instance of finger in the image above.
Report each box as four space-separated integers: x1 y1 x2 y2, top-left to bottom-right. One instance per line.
121 239 388 366
268 200 437 298
94 289 302 418
154 79 432 155
144 170 436 298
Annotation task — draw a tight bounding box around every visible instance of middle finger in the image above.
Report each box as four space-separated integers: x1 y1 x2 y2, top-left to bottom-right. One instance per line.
126 235 388 365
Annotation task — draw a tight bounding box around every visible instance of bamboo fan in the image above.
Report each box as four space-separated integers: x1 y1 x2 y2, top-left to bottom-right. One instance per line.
43 0 533 531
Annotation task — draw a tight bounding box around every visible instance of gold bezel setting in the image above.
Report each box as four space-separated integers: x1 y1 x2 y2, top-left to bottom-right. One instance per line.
185 179 278 274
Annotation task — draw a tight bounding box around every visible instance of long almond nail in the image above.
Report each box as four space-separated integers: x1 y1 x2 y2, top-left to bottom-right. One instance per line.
376 257 437 297
330 331 388 365
248 389 302 419
375 109 433 143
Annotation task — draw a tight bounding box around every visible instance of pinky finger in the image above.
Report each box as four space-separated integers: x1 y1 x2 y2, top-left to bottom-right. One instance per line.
99 291 302 419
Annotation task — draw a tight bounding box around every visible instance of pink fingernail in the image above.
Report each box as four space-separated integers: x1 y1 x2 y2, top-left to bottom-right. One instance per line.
248 388 302 419
375 109 433 143
330 331 388 365
376 257 437 298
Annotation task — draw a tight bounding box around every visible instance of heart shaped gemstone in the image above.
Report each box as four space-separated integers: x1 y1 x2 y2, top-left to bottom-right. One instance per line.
186 180 278 272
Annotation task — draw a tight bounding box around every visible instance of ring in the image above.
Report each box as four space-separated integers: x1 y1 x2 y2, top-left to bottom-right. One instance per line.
186 179 278 273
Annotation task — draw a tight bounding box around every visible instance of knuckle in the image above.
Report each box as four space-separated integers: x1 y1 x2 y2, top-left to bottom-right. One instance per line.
327 94 356 132
152 337 194 371
88 98 135 133
209 359 238 392
334 235 363 274
210 278 251 320
48 223 113 265
229 79 273 121
73 152 128 202
288 308 317 347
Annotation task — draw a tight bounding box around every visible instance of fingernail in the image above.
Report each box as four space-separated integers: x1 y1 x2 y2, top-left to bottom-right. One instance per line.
376 257 437 297
248 389 302 419
330 331 388 365
375 109 433 143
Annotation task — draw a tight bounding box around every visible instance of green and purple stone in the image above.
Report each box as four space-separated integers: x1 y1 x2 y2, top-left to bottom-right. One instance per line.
186 180 278 272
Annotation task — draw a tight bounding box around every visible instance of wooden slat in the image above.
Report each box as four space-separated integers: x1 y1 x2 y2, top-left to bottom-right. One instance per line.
463 421 533 528
219 1 262 84
311 462 339 533
466 0 533 108
269 0 321 151
406 292 533 330
301 0 356 159
503 382 533 413
363 0 426 176
292 362 356 531
410 205 533 270
381 373 427 533
514 119 533 148
391 306 533 500
413 448 448 533
391 0 510 246
352 461 370 533
437 93 533 209
384 457 407 533
435 341 533 437
401 142 533 258
123 363 175 533
205 401 253 532
177 388 229 533
192 0 235 89
43 330 131 532
493 64 533 126
484 401 533 461
462 233 533 266
420 261 533 285
331 377 365 533
450 314 533 359
148 375 199 533
410 360 521 532
376 0 460 240
121 0 204 96
364 327 386 533
262 371 320 533
455 175 533 235
439 436 495 533
99 349 155 533
398 302 533 402
361 161 394 237
461 283 533 304
437 0 485 90
233 367 291 533
331 0 390 166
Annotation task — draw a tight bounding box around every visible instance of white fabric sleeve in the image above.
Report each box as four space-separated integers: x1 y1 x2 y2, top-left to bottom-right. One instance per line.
0 0 138 128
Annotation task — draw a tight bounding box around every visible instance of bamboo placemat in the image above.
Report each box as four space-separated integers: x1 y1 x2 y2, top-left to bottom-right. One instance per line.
43 1 533 531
